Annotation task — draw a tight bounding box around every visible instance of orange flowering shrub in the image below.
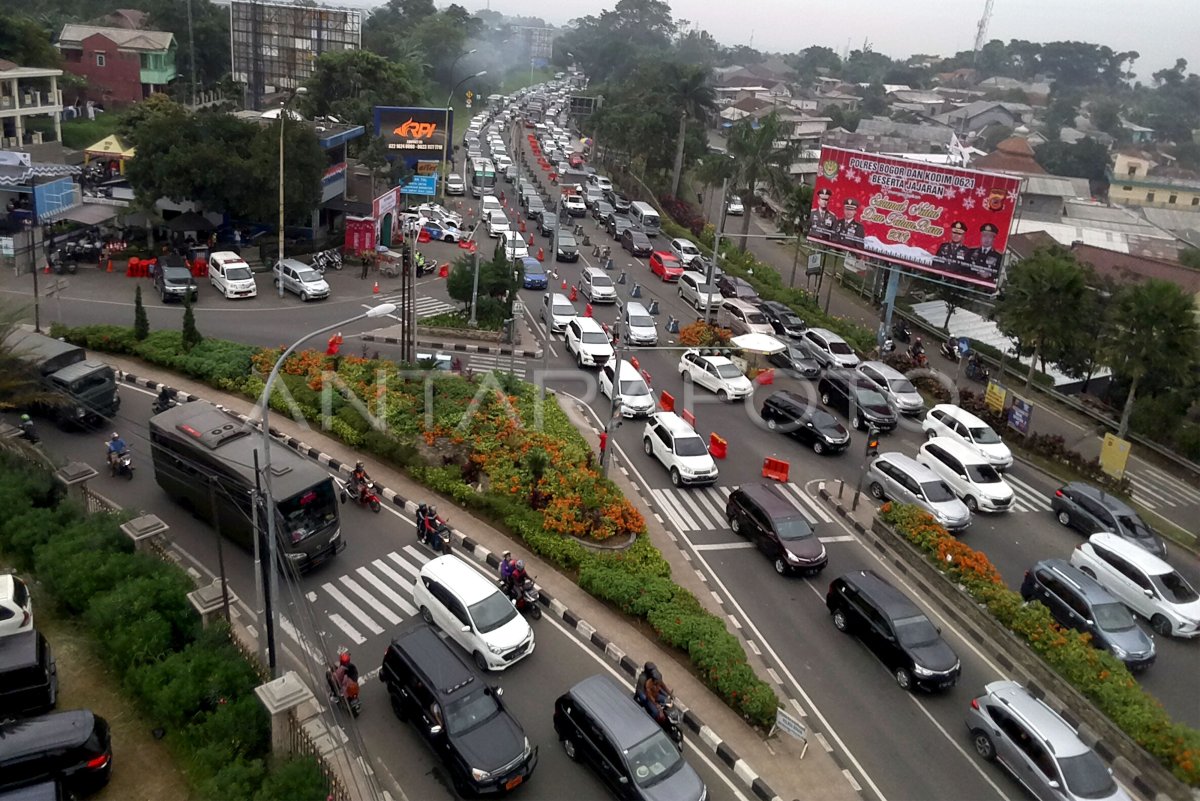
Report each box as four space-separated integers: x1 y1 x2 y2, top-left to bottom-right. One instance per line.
678 322 731 347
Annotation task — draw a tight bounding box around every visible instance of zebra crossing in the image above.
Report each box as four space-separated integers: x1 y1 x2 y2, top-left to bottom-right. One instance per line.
649 482 832 534
467 352 528 378
375 294 458 319
1004 473 1053 514
1125 463 1200 511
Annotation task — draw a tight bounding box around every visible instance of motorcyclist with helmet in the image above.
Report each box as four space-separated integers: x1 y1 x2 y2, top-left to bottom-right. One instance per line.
106 432 127 470
418 503 446 547
909 336 926 365
499 550 516 584
18 414 38 443
349 460 371 503
505 559 528 601
635 662 673 723
330 651 360 706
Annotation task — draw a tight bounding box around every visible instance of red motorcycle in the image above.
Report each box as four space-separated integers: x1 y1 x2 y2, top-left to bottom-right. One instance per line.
341 478 381 513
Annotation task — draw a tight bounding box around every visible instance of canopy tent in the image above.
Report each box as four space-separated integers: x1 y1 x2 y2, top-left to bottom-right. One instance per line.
83 135 136 174
731 333 787 355
165 211 216 233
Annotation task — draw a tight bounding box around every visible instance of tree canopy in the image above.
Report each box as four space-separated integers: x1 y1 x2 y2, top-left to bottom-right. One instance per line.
301 50 423 129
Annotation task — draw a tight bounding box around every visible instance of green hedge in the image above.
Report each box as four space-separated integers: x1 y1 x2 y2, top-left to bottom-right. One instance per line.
0 457 330 801
58 325 781 730
880 503 1200 786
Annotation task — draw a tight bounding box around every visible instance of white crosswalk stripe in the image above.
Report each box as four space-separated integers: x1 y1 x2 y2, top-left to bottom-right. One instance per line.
1134 464 1200 505
1003 474 1053 514
650 482 833 533
376 294 458 319
468 353 528 378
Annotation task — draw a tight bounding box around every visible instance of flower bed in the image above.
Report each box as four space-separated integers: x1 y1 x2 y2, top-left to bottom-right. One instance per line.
57 324 780 729
880 502 1200 785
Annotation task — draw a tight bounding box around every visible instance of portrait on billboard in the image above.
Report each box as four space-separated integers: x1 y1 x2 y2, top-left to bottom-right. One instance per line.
806 147 1022 290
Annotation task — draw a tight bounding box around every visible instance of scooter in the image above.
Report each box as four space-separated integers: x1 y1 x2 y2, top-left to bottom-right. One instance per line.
18 420 39 444
633 691 684 747
416 504 452 554
892 320 912 343
909 346 929 368
504 577 542 620
152 390 179 415
880 338 895 354
939 340 961 362
326 666 361 717
964 355 990 383
108 449 134 480
341 478 382 513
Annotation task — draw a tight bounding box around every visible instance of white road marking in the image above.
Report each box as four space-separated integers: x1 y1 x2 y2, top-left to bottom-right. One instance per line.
692 542 754 551
322 583 384 635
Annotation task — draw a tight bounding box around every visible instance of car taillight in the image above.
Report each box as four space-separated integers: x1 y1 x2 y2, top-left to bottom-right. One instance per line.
970 698 980 711
1055 489 1064 498
21 610 30 628
85 753 110 770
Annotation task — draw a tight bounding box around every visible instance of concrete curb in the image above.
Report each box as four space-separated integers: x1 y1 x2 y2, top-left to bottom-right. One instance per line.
121 370 783 801
360 335 543 359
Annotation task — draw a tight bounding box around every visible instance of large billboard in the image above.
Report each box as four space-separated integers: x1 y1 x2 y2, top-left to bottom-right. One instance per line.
807 146 1022 289
374 106 452 167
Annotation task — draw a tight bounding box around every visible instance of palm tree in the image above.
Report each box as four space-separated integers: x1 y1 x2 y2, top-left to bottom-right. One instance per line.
667 64 717 199
1102 278 1200 438
994 247 1089 388
723 112 799 250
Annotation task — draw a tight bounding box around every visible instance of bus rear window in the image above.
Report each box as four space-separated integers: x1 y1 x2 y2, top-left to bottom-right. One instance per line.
278 481 337 543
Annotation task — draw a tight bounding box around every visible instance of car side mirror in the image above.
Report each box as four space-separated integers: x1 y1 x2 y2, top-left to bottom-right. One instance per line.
618 777 628 785
1047 781 1060 790
462 624 472 633
806 422 814 428
1144 588 1154 597
494 686 504 697
429 724 443 736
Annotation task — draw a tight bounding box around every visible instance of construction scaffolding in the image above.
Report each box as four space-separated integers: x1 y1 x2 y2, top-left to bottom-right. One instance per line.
230 0 361 110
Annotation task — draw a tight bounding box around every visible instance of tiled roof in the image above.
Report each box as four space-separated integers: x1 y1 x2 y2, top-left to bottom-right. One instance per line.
972 136 1046 175
57 24 174 52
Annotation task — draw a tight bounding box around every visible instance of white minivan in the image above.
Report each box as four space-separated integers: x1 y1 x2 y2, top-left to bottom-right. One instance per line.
629 201 661 237
600 359 655 418
208 251 257 299
541 292 577 333
412 555 535 670
917 438 1014 513
622 301 658 346
922 404 1013 470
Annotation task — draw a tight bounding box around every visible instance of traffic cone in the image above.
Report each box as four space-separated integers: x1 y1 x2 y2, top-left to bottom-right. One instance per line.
106 259 113 273
585 303 593 317
537 247 544 262
569 285 578 302
527 234 534 247
43 262 50 274
373 281 380 294
561 278 568 290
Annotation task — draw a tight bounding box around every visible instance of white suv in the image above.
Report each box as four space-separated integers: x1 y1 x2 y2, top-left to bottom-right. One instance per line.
564 316 614 368
579 267 616 303
562 195 586 216
917 438 1014 513
412 555 534 671
0 574 32 637
678 350 752 402
1070 532 1200 638
642 411 719 487
208 251 257 299
669 237 702 266
600 359 655 418
922 404 1013 471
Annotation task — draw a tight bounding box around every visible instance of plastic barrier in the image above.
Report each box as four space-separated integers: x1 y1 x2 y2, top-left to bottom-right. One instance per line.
417 229 431 244
641 369 652 385
756 369 775 385
762 457 789 482
681 409 696 428
709 433 727 459
629 356 640 371
125 258 139 277
458 239 472 249
584 303 593 318
659 391 675 412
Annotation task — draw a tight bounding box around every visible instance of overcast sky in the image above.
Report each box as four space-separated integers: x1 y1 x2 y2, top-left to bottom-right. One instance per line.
434 0 1196 78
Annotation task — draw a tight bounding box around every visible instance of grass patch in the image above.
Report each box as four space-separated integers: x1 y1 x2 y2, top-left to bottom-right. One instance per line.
61 114 121 150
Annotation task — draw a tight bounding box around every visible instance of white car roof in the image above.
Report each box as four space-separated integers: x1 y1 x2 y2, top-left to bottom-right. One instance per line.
930 403 989 428
420 555 500 605
1087 532 1174 574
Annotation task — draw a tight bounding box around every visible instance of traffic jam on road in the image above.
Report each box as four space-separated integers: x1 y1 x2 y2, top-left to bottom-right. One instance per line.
5 76 1200 801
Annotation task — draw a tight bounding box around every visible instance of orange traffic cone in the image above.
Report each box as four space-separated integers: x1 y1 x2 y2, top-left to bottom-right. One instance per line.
527 234 534 247
561 279 568 290
537 247 544 262
106 259 113 273
373 281 380 294
585 303 593 317
569 285 578 302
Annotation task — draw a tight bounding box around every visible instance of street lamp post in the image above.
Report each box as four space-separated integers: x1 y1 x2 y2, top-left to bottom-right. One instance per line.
277 86 307 298
439 56 484 202
704 176 729 324
257 303 396 676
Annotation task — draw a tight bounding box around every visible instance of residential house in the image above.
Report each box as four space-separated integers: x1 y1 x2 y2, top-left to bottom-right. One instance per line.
887 89 950 117
834 116 954 153
977 76 1052 104
719 96 774 124
0 60 64 154
1108 150 1200 210
971 135 1045 175
1139 206 1200 240
814 89 860 112
713 85 767 108
933 100 1032 134
744 58 796 85
1120 119 1155 144
56 24 176 105
933 68 979 88
1071 242 1200 312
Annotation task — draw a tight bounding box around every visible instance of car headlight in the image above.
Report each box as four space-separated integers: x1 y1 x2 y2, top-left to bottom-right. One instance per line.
911 663 936 677
1110 644 1128 659
471 767 492 782
285 552 305 562
488 643 505 655
523 736 532 757
74 407 86 418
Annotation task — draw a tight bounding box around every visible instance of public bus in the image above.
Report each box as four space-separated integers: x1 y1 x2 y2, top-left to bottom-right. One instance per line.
629 201 662 237
469 157 497 198
148 400 344 572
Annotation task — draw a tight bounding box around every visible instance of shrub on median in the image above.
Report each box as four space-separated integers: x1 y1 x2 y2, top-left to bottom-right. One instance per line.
879 502 1200 785
0 455 330 801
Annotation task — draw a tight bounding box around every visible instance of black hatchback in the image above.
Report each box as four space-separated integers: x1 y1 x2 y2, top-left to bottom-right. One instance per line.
1050 482 1167 558
818 370 898 432
760 391 849 455
766 343 822 379
0 710 112 795
826 570 960 692
757 300 806 339
381 621 536 796
620 228 652 256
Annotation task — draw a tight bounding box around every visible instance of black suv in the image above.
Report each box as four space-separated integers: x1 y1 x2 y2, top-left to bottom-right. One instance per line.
726 484 828 575
555 232 579 262
538 211 558 237
1050 482 1167 557
826 570 960 692
1020 559 1156 671
381 622 537 796
757 300 806 338
0 629 57 717
0 710 112 795
817 370 898 432
554 675 705 801
153 254 198 303
604 190 632 213
760 391 849 455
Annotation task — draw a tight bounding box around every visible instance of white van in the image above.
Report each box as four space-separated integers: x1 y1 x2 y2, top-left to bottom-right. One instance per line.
208 251 257 299
622 301 659 346
541 292 577 333
719 299 774 336
629 201 661 237
600 359 655 418
502 232 528 260
917 438 1014 513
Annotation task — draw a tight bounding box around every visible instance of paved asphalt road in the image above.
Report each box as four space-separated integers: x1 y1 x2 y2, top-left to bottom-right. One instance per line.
18 384 747 801
3 118 1196 801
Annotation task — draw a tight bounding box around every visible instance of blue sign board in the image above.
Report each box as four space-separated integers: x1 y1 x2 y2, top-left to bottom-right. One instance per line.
399 174 437 196
1008 397 1033 435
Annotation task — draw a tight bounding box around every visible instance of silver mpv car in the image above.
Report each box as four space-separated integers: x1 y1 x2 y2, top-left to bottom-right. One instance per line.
965 681 1130 801
867 452 971 532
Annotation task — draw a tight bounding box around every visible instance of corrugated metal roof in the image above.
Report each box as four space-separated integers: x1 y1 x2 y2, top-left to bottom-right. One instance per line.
1023 175 1082 198
1140 206 1200 233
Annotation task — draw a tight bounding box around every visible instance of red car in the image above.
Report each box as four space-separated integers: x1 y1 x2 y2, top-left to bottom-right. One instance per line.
569 152 584 168
649 251 684 282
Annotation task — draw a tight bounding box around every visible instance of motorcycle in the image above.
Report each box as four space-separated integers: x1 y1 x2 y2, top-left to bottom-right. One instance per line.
326 665 361 717
341 478 382 513
892 320 912 343
108 449 134 480
152 391 179 415
416 504 452 554
964 355 990 384
880 337 895 354
909 346 929 368
18 420 39 444
632 690 684 746
503 576 542 620
939 340 961 362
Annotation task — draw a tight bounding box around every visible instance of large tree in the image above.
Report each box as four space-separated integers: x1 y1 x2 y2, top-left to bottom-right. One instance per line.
1102 279 1200 438
302 50 423 129
144 0 230 89
0 13 61 68
667 64 716 199
994 246 1090 388
719 113 799 250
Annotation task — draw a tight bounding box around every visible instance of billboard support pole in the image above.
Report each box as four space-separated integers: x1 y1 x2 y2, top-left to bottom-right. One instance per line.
880 266 901 346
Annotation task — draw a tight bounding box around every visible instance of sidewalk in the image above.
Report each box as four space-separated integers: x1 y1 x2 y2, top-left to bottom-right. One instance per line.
108 353 858 801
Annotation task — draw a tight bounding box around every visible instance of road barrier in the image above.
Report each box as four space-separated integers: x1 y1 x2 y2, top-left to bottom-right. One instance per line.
761 457 789 482
681 409 696 428
756 369 775 385
709 433 727 459
659 391 674 412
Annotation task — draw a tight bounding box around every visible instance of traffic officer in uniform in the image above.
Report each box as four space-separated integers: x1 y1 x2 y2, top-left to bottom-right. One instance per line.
969 222 1003 283
810 188 837 238
836 198 864 248
934 220 971 274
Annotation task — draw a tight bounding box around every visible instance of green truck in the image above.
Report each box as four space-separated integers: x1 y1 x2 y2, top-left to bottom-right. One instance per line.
5 330 121 427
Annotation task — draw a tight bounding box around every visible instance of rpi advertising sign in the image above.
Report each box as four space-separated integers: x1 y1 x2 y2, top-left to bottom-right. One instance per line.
373 106 453 166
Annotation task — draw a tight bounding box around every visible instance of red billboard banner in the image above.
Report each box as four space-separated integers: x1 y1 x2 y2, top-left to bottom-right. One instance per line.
806 147 1022 289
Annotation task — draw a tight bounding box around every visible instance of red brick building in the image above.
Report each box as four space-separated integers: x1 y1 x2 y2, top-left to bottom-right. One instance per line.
56 25 176 106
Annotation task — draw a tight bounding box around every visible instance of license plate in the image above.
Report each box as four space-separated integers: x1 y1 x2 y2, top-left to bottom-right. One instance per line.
505 776 523 790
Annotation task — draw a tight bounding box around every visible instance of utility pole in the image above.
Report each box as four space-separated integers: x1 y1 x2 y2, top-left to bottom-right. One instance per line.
468 247 481 327
703 176 729 325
